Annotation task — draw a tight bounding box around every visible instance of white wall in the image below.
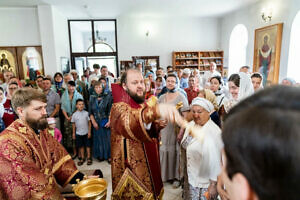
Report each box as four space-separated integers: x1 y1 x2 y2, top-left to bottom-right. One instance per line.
0 6 69 76
52 6 70 73
117 15 221 68
37 5 57 76
220 0 300 81
38 5 70 76
0 7 41 46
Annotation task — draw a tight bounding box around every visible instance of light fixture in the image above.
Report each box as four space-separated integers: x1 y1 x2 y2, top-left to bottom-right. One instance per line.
261 7 273 23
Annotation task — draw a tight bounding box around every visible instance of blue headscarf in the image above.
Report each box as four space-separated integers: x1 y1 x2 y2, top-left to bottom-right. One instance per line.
145 71 155 80
61 89 83 116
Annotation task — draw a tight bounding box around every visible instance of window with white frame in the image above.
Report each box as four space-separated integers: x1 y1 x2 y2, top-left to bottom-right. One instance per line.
287 10 300 83
228 24 248 76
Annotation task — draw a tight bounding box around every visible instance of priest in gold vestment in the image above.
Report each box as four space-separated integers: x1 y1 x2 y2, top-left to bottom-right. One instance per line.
110 69 182 200
0 88 87 200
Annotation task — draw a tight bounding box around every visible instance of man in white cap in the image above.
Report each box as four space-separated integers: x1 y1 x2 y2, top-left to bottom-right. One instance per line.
180 68 191 89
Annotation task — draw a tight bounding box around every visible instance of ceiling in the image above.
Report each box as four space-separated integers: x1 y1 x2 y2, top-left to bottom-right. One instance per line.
0 0 259 18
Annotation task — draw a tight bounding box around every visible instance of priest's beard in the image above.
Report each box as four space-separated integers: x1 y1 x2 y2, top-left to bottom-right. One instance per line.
25 113 49 130
126 88 145 104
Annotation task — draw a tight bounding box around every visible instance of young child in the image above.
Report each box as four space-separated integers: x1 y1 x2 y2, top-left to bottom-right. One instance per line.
47 117 62 143
0 87 5 133
71 99 92 166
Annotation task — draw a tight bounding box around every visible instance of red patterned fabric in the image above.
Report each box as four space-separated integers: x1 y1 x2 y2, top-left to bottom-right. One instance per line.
110 84 163 199
0 119 78 200
185 87 200 104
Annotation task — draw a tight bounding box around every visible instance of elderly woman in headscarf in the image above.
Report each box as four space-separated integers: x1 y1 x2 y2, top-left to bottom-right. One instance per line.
61 80 83 157
89 81 113 163
181 97 223 200
198 89 221 127
225 72 254 112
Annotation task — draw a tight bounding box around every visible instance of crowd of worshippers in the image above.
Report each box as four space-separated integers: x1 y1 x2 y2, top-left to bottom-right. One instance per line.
0 61 299 200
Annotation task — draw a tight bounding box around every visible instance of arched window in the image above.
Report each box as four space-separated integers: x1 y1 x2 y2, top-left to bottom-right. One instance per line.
287 10 300 82
228 24 248 75
87 42 114 53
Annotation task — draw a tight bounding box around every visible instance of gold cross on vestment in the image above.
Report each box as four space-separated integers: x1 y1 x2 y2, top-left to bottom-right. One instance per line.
19 127 27 134
146 110 153 119
44 168 49 175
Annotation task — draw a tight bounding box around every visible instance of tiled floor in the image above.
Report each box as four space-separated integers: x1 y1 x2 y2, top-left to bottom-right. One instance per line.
75 158 183 200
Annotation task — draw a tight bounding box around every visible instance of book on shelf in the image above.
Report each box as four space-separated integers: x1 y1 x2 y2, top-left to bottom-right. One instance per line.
203 59 209 65
216 59 222 65
215 52 222 57
209 52 215 57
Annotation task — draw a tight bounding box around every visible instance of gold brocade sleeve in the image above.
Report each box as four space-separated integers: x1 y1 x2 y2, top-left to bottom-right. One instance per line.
110 102 159 143
45 132 79 187
0 134 49 200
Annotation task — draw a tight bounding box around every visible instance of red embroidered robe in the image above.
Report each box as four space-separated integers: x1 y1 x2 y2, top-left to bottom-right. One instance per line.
110 84 163 200
0 119 78 200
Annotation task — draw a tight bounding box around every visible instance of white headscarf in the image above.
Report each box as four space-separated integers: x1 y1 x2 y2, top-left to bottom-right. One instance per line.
238 72 254 101
191 97 214 113
225 72 254 112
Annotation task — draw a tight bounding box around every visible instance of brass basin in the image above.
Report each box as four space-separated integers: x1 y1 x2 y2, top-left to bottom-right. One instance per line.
73 178 107 200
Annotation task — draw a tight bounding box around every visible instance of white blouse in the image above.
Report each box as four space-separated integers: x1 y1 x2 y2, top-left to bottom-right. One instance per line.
181 119 223 188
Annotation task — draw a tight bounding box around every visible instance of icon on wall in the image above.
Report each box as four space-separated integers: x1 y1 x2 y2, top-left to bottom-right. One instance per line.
0 50 17 74
253 23 283 86
21 47 43 81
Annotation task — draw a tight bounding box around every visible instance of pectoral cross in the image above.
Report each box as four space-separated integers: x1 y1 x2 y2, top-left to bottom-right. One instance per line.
146 110 153 119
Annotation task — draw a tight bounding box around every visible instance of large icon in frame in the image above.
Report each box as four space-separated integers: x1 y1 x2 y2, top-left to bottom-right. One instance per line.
17 46 44 81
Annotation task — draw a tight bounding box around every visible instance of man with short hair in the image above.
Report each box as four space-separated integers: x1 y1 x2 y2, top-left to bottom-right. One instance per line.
0 88 92 199
219 86 300 200
62 73 73 88
166 66 173 73
43 77 61 129
35 75 44 91
110 68 182 199
251 73 263 91
239 65 250 74
88 64 101 86
100 65 115 90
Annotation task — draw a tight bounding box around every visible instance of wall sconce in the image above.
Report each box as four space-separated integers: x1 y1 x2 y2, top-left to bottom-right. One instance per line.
261 7 272 23
146 30 150 37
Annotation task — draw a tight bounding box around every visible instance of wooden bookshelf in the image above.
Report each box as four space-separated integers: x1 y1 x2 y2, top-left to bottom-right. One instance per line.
173 51 224 74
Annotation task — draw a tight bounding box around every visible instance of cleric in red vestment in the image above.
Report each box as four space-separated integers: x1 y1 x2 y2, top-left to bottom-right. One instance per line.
110 68 182 200
0 88 101 200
